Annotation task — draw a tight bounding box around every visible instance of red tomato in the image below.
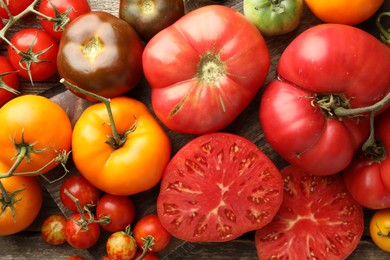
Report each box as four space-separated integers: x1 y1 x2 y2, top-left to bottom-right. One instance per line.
0 162 43 236
96 194 136 233
134 251 158 260
41 214 67 245
38 0 91 40
64 212 101 249
343 109 390 209
157 132 283 242
133 214 171 252
142 5 270 134
0 55 19 107
106 229 137 260
59 174 100 213
0 0 34 19
8 28 59 81
255 165 364 259
66 256 85 260
259 23 390 176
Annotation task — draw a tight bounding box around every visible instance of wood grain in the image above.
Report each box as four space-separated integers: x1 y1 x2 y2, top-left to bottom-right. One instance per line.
0 0 389 259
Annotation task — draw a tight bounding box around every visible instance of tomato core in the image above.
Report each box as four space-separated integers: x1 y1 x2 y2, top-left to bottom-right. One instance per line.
314 93 350 117
140 0 155 14
82 35 104 61
196 52 226 84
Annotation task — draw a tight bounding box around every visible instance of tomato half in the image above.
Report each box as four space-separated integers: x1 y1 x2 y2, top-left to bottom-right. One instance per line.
0 55 19 107
157 132 283 242
370 208 390 252
255 165 364 259
304 0 384 25
72 97 171 195
0 163 43 236
259 23 390 176
143 5 270 134
0 95 72 174
57 11 143 100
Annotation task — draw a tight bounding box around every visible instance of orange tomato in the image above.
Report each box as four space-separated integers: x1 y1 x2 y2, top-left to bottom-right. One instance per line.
72 96 171 195
0 95 72 175
0 162 43 236
304 0 384 25
369 208 390 252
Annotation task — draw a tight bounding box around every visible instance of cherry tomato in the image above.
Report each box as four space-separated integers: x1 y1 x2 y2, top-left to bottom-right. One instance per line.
41 214 67 245
96 194 136 233
38 0 91 40
106 229 137 260
134 251 158 260
60 174 100 213
369 208 390 252
0 55 19 107
7 28 59 82
133 214 171 252
64 212 101 249
0 162 43 236
66 256 85 260
304 0 384 25
0 0 34 19
72 97 171 196
119 0 185 41
0 95 72 174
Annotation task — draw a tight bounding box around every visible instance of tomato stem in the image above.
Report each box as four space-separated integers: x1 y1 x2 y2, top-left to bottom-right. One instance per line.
0 180 11 204
135 235 155 260
376 12 390 45
60 78 122 148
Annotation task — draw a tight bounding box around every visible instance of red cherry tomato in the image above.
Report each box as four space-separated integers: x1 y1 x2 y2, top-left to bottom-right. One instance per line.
0 0 34 19
0 55 19 107
64 212 101 249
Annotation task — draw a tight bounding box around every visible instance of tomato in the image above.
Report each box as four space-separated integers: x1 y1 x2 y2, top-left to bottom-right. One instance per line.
66 256 85 260
0 55 19 107
0 95 72 174
259 24 390 176
369 208 390 252
59 174 100 213
119 0 185 41
0 162 43 236
157 132 283 242
106 228 137 260
0 0 34 19
7 28 58 82
57 11 143 100
64 212 101 249
41 214 67 245
133 214 171 252
304 0 384 25
343 109 390 209
134 251 158 260
255 165 364 259
142 5 270 134
38 0 91 40
72 97 171 196
243 0 304 36
96 194 136 233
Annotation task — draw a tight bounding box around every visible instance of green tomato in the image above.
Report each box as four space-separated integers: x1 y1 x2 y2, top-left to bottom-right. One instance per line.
243 0 303 36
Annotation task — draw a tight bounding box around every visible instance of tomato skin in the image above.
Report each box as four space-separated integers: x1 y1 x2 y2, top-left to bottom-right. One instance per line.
38 0 91 40
7 28 59 81
64 213 101 249
304 0 384 25
0 0 34 19
96 194 136 233
60 174 100 213
370 208 390 252
243 0 304 36
0 55 19 107
0 163 43 236
72 97 171 195
0 95 72 174
143 5 270 134
133 214 171 252
259 23 390 176
106 230 137 260
343 109 390 209
255 165 364 259
57 11 143 100
157 133 283 242
41 214 67 245
119 0 185 41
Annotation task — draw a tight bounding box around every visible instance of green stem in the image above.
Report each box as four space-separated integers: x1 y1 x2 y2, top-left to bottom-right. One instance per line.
0 180 10 204
376 12 390 45
334 92 390 117
60 78 122 147
0 146 28 179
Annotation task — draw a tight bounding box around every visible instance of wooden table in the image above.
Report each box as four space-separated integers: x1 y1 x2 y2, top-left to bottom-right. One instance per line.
1 0 389 259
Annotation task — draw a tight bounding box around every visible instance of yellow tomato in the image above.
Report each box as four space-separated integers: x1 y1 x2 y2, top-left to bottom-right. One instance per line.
369 208 390 252
304 0 384 25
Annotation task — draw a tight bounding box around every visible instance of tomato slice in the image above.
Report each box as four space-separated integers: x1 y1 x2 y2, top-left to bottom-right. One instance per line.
255 165 364 259
157 132 283 242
